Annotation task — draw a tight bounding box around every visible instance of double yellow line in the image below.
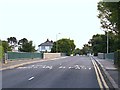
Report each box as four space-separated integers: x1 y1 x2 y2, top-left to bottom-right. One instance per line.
91 58 109 89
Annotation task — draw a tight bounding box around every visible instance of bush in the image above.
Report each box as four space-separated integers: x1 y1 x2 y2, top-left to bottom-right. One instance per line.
114 50 120 67
0 46 4 61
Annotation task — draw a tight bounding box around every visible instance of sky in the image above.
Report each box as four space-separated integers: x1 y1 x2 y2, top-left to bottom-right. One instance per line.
0 0 104 49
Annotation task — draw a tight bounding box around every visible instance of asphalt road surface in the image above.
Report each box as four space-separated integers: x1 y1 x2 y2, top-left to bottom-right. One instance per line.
2 56 109 88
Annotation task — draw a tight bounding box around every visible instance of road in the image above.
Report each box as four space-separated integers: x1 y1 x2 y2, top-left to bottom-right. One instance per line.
2 56 110 88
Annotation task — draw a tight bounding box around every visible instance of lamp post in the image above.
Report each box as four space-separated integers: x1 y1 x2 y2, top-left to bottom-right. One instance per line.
56 33 61 53
102 27 109 54
107 30 109 54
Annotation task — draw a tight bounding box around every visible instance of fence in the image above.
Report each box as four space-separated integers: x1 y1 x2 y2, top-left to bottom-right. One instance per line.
105 53 114 60
98 53 105 59
7 52 43 60
98 53 114 62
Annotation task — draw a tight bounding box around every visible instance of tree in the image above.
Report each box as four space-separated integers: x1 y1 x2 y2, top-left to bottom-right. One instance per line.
2 41 12 53
51 38 76 56
18 38 35 52
97 1 120 50
73 48 81 55
18 38 28 45
97 2 118 33
89 32 117 56
81 44 92 55
90 34 106 55
7 37 17 51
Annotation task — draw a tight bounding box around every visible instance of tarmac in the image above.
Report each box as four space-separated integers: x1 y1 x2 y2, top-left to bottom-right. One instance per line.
0 57 67 71
0 56 119 89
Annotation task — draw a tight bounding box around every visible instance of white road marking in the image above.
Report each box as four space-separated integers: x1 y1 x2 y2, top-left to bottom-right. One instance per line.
46 66 53 69
59 66 66 69
59 66 63 69
42 65 46 68
75 65 81 69
28 77 34 81
89 68 91 70
62 66 65 69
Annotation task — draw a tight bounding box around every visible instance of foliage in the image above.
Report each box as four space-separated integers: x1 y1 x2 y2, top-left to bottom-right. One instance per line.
18 38 35 52
7 37 17 51
18 38 28 45
114 50 120 67
97 2 119 33
89 32 118 55
51 38 76 56
73 48 81 55
0 41 4 60
81 44 92 55
0 46 3 60
97 1 120 50
2 41 12 52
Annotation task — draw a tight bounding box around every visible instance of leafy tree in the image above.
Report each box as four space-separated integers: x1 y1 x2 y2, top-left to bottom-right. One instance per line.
2 41 12 53
97 2 118 33
89 32 117 55
18 38 28 45
51 38 76 56
7 37 17 51
73 48 81 55
90 34 106 55
18 38 35 52
97 1 120 50
81 44 92 55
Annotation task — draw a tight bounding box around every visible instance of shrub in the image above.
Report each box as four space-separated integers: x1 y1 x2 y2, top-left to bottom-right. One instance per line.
0 46 4 61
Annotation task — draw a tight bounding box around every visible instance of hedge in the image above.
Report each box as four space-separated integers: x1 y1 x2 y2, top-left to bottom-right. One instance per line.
0 46 4 61
114 50 120 67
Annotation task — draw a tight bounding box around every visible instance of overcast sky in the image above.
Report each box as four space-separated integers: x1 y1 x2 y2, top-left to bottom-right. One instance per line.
0 0 104 49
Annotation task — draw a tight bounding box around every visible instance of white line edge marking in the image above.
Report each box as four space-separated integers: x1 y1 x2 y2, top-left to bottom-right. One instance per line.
28 77 34 81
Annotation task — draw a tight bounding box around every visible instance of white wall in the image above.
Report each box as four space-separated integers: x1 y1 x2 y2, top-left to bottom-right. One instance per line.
38 46 52 52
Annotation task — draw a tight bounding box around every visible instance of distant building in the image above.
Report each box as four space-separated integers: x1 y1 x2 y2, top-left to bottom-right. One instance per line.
38 39 53 52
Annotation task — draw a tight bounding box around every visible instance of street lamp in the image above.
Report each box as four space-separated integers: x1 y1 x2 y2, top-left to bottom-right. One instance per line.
107 30 109 54
56 33 61 53
102 27 109 54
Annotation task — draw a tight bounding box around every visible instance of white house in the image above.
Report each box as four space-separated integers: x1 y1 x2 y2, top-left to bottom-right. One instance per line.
38 39 53 52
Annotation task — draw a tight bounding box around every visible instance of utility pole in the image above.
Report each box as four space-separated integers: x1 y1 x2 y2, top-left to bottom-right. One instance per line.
107 30 109 54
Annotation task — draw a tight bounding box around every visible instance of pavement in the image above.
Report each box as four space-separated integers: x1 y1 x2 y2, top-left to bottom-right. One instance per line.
92 56 120 89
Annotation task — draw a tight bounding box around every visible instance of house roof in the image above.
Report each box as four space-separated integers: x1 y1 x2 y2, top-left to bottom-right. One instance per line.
38 39 53 47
